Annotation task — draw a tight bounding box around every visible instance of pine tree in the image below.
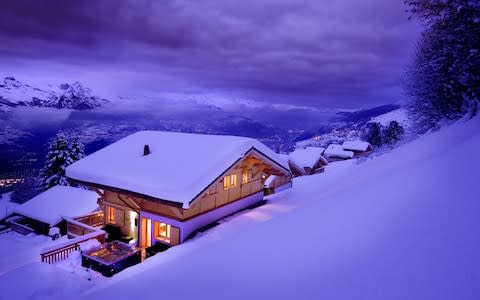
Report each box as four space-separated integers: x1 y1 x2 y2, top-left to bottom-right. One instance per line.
366 122 383 148
40 132 84 190
383 121 405 145
404 0 480 131
70 134 85 162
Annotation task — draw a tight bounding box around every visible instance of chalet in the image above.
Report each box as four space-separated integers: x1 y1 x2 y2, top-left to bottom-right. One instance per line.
323 144 355 162
11 186 100 236
66 131 292 250
289 147 328 175
342 141 373 157
278 154 306 177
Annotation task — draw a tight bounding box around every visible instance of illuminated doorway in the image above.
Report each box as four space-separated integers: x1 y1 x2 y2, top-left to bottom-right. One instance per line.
140 217 152 248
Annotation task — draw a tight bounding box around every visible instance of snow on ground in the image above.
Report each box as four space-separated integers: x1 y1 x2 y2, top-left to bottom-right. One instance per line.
370 107 410 127
0 262 91 300
0 231 69 276
1 117 480 300
0 192 17 219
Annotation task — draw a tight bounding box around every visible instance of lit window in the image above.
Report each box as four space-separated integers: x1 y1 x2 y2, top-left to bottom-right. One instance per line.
224 174 237 189
242 170 248 183
223 176 230 190
154 221 171 243
108 206 116 223
242 169 253 183
230 174 237 187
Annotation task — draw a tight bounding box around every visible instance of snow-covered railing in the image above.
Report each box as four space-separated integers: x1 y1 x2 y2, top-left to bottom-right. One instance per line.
73 211 103 228
41 217 105 264
66 216 101 238
10 220 34 235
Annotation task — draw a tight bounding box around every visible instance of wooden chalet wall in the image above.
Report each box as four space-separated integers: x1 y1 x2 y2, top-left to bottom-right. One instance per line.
101 191 139 239
98 149 291 245
183 151 290 219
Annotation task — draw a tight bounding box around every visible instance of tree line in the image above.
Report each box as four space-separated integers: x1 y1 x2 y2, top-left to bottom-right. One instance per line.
404 0 479 132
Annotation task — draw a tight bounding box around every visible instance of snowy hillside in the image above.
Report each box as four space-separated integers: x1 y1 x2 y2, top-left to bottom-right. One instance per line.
370 107 410 128
0 77 108 111
1 116 479 299
84 116 479 300
296 106 411 149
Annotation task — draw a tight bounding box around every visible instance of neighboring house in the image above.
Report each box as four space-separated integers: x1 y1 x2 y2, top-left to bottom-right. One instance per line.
278 154 306 177
288 147 328 175
11 186 100 236
66 131 292 249
342 141 373 157
323 144 355 162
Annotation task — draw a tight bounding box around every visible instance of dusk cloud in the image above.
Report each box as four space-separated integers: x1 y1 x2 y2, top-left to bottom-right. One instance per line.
0 0 421 109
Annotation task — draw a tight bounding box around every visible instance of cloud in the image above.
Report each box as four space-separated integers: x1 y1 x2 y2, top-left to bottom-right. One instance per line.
0 0 421 109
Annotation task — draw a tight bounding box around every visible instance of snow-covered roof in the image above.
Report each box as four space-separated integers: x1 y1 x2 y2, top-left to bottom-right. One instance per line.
264 175 277 188
66 131 290 209
14 186 99 226
323 144 354 159
289 147 328 168
342 141 372 152
278 154 305 175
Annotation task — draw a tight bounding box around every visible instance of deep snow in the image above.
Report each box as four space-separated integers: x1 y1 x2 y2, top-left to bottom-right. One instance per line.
1 116 480 300
0 192 17 219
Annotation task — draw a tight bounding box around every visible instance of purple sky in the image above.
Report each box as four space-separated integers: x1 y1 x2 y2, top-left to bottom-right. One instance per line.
0 0 421 109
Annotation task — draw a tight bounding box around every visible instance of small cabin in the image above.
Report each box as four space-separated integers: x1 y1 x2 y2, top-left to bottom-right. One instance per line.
323 144 355 162
11 186 100 236
278 154 305 177
66 131 292 250
288 147 328 175
342 141 373 157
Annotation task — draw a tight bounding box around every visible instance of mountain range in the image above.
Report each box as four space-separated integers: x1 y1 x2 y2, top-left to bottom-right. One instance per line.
0 75 405 189
0 77 109 111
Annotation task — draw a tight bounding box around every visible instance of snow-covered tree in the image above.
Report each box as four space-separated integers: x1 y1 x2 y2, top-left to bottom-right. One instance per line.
404 0 480 131
383 121 405 145
40 132 85 190
366 122 383 148
70 134 85 162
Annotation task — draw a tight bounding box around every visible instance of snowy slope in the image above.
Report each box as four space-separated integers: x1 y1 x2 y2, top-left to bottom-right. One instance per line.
0 192 17 219
0 77 108 111
370 107 410 127
83 116 479 300
1 116 480 300
0 77 56 108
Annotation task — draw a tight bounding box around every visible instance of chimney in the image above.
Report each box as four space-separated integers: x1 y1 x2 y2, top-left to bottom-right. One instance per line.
143 144 151 156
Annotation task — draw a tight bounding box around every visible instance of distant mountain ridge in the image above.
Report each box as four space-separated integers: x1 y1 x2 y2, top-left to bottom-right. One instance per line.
335 104 401 124
0 77 108 111
295 105 411 149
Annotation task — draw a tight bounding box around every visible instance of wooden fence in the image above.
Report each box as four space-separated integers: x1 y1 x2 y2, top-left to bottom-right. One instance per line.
40 217 105 264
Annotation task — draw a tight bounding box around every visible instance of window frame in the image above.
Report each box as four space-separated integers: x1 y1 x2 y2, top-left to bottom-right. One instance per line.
154 221 171 243
107 206 116 223
230 174 237 187
223 176 230 190
242 169 254 184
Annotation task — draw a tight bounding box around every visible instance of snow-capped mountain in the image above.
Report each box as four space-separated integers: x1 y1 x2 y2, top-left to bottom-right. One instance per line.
53 82 108 110
0 77 108 111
